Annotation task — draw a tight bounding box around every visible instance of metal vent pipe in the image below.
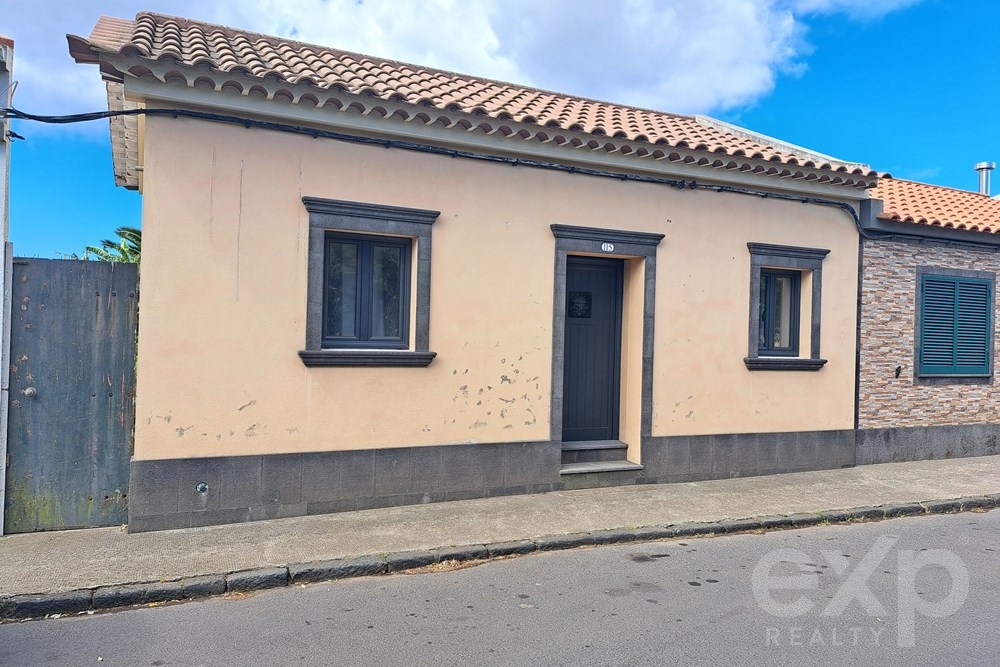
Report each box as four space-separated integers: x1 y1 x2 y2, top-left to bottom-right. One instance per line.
975 161 996 195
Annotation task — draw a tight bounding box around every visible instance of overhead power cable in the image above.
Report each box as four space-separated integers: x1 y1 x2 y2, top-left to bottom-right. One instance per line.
2 105 896 240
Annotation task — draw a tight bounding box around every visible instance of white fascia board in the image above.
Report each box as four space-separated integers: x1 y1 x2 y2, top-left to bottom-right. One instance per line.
123 76 870 204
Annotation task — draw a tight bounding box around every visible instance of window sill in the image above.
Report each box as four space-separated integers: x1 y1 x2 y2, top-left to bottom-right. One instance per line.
914 375 992 386
744 357 827 371
299 350 437 367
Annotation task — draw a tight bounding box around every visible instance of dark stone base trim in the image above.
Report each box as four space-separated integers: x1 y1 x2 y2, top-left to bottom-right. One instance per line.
130 422 1000 531
856 423 1000 465
638 428 857 483
129 429 861 532
129 440 561 532
7 495 998 620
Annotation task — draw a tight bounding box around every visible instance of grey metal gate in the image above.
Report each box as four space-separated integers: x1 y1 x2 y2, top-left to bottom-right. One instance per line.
3 258 137 532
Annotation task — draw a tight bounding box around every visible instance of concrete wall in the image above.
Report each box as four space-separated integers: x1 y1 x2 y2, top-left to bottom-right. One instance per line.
859 238 1000 429
134 115 861 462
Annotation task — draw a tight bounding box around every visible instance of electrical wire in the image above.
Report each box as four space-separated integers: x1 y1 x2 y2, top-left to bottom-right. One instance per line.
2 104 899 240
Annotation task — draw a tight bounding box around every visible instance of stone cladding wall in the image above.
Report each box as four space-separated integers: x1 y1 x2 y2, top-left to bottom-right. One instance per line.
859 238 1000 428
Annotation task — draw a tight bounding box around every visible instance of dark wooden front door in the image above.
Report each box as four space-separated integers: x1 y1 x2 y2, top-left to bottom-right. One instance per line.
562 257 623 442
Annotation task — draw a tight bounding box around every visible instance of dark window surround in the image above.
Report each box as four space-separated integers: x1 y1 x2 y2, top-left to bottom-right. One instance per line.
913 266 995 384
745 242 830 371
300 197 439 367
550 224 665 444
758 269 802 356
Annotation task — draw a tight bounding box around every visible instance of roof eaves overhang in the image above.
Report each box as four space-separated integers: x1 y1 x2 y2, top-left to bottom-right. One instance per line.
102 51 878 199
68 34 124 83
862 205 1000 247
0 39 11 74
69 35 140 189
66 34 98 66
106 82 141 190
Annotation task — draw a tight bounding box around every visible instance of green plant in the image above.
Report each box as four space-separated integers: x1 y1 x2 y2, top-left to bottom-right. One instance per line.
80 226 141 263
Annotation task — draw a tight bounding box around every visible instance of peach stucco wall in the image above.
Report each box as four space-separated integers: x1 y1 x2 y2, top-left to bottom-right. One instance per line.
651 197 856 436
134 116 860 460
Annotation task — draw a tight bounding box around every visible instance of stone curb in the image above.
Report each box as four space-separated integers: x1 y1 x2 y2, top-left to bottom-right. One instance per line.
226 567 289 593
3 493 999 621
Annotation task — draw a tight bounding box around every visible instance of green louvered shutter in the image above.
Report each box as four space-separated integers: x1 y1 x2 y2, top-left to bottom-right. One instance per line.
919 275 993 376
956 280 991 372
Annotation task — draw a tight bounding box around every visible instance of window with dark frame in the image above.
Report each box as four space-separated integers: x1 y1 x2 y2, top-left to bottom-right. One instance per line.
744 242 829 371
299 196 438 367
758 269 801 356
918 273 994 377
323 232 411 349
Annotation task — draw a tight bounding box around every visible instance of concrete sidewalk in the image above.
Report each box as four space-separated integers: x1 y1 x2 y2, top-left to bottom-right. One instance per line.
2 455 1000 619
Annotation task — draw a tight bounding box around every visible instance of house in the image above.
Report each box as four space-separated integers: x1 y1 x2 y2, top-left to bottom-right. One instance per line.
859 176 1000 462
68 12 879 532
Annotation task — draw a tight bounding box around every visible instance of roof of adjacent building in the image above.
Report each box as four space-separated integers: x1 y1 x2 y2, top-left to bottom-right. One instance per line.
67 12 878 189
872 176 1000 234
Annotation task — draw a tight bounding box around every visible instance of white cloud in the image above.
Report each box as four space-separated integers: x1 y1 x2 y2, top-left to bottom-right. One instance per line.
3 0 921 135
788 0 922 20
214 0 525 84
487 0 805 113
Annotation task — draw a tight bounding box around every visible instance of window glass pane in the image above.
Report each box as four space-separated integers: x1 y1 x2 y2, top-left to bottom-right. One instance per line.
774 275 793 348
326 241 357 337
759 269 799 355
371 244 402 339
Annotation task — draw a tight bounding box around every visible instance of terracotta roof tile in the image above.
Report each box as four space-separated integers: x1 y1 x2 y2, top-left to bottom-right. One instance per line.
85 16 135 52
872 177 1000 234
69 12 878 185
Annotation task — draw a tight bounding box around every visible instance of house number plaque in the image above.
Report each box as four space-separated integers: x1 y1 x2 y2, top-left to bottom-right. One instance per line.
601 242 614 252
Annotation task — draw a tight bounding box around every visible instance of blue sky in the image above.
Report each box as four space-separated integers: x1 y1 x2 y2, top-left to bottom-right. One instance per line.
4 0 996 257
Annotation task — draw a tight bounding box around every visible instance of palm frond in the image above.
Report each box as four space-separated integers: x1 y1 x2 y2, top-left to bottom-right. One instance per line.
81 227 141 264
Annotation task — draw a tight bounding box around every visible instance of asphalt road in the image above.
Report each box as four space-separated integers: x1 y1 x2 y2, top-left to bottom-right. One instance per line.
2 511 997 666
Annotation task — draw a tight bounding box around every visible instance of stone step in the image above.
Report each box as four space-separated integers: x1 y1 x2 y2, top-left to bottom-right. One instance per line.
561 440 629 464
559 460 644 475
561 440 629 451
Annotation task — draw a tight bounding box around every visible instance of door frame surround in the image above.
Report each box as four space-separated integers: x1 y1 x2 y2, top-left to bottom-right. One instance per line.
549 224 665 449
